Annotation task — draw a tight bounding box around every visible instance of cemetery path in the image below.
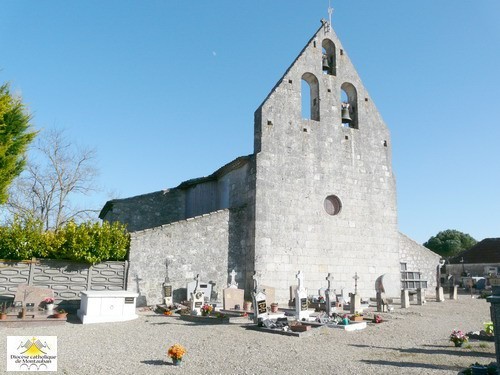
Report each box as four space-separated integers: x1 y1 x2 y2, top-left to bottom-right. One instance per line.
0 295 494 374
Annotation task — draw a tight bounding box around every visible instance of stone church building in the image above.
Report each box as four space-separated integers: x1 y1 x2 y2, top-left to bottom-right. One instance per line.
100 20 440 305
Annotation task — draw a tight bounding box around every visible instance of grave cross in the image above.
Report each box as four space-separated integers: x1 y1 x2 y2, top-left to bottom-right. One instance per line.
353 272 359 294
326 273 334 291
193 274 200 293
252 271 259 293
296 270 304 291
229 269 238 288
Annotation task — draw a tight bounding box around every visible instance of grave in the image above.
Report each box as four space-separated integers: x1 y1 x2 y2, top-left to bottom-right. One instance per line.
325 273 336 316
163 283 173 306
14 284 54 310
449 285 458 300
401 289 410 308
349 273 362 314
295 271 309 321
186 275 213 303
77 290 139 324
189 275 205 316
376 291 388 312
417 288 426 305
436 260 445 302
223 270 244 310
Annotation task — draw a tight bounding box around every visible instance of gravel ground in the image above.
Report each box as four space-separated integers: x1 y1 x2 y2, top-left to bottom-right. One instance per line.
1 294 495 375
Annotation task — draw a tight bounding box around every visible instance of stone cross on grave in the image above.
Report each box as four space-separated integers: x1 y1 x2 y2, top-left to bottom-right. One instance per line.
353 272 359 294
296 270 305 292
326 273 334 291
228 269 238 289
193 274 200 293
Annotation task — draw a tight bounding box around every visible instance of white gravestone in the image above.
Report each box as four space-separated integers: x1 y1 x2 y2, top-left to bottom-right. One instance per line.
223 270 244 310
325 273 335 316
295 270 309 321
187 277 212 303
228 269 238 289
252 273 268 323
189 274 205 315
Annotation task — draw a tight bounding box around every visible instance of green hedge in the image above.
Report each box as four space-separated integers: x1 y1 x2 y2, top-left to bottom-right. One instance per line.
0 217 130 264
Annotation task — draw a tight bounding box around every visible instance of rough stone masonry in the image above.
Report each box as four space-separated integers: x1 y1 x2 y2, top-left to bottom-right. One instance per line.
100 20 440 306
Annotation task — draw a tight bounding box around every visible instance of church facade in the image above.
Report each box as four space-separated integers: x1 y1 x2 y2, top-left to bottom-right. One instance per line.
100 20 440 305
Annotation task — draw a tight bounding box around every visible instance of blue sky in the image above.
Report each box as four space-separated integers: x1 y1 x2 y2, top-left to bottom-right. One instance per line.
1 1 499 244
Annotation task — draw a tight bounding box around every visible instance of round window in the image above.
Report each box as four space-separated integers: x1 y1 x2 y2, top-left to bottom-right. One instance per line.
324 195 342 216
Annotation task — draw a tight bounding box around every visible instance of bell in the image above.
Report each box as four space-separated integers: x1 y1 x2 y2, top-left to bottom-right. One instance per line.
341 106 352 123
322 55 330 71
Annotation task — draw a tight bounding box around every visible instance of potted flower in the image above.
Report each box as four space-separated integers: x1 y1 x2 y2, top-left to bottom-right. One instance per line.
0 302 8 320
43 297 55 313
200 304 213 316
373 314 383 324
350 312 363 322
54 309 68 319
167 343 186 366
270 302 279 313
450 329 468 347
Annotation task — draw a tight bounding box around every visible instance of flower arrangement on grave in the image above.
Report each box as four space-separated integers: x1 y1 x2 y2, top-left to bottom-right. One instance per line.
164 310 173 316
372 315 383 324
484 321 494 336
200 304 213 316
350 312 363 322
317 296 325 303
167 343 186 366
450 329 468 347
215 312 226 319
43 297 54 305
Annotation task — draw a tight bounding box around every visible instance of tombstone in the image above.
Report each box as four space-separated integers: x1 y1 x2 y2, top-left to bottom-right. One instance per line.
252 273 268 324
417 288 426 305
376 291 388 312
449 285 458 300
163 283 173 306
436 260 445 302
295 270 309 321
14 284 54 310
223 270 244 310
190 291 205 315
375 273 400 298
318 287 326 299
349 273 362 314
325 273 335 316
262 285 276 306
401 289 410 308
289 285 297 306
187 277 212 302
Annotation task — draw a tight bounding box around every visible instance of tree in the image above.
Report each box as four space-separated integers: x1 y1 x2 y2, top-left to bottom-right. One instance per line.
423 229 477 258
0 83 37 204
5 129 99 230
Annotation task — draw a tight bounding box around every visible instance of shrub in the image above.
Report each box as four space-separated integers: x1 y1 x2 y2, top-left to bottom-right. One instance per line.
0 217 129 264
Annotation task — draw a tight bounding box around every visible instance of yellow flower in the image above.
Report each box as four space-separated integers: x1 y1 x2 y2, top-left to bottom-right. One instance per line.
168 344 186 360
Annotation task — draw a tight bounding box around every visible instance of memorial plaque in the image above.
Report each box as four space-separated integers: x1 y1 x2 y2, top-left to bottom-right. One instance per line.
164 285 172 297
301 298 308 310
257 300 267 314
195 301 202 308
125 297 134 304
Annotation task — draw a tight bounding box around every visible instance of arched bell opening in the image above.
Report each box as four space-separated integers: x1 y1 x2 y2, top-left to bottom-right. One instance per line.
322 39 336 76
341 83 358 129
301 73 320 121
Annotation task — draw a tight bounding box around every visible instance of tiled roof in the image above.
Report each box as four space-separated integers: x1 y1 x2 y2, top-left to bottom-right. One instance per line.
449 238 500 264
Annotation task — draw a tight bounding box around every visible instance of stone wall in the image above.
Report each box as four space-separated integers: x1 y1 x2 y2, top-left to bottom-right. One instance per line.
101 189 186 232
128 209 234 306
0 259 128 310
399 233 440 292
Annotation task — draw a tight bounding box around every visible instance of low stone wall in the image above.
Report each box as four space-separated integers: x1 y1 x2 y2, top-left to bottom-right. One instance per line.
0 258 128 310
399 233 441 293
128 209 232 306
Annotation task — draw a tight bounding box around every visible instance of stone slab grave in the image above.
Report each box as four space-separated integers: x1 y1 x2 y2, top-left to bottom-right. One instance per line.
77 290 139 324
328 321 367 331
14 284 54 311
223 270 244 311
349 273 362 314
